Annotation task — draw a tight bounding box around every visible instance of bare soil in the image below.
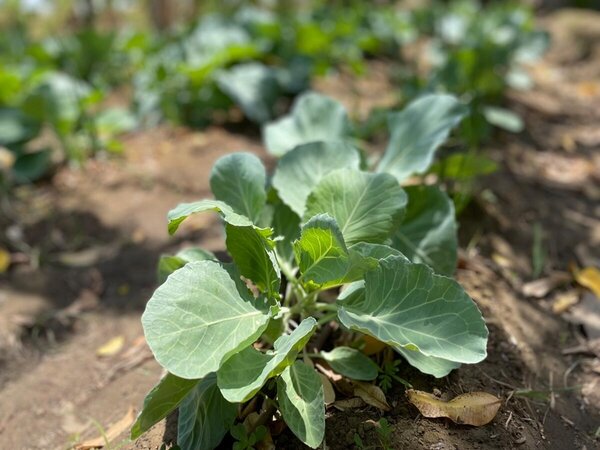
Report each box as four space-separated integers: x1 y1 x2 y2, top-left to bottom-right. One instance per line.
1 9 599 450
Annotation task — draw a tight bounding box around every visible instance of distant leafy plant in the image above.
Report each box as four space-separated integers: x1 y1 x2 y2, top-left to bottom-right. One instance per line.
403 0 548 146
132 92 488 449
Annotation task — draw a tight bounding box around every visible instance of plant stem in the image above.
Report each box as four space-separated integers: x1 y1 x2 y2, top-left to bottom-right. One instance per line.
316 312 337 326
314 302 337 312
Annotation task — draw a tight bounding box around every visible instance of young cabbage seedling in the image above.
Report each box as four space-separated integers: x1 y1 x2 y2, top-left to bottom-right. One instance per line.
132 92 488 449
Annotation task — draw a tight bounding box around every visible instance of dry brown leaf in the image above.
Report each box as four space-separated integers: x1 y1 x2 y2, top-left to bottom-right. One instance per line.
96 336 125 357
574 267 600 298
521 272 571 298
0 147 15 171
0 248 10 273
552 291 579 314
318 373 336 405
353 381 391 411
332 397 365 411
75 406 136 449
407 390 501 426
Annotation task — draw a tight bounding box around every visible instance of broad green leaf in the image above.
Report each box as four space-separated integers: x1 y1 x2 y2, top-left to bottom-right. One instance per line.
391 185 458 276
218 317 317 402
225 224 281 299
272 141 361 217
210 152 267 223
304 169 407 246
178 373 237 450
277 361 325 449
337 256 488 365
142 260 271 379
271 200 301 263
131 373 199 440
167 199 253 235
320 347 378 381
263 91 350 157
394 346 460 378
217 63 279 124
157 247 217 283
482 106 524 133
294 214 349 286
376 94 467 181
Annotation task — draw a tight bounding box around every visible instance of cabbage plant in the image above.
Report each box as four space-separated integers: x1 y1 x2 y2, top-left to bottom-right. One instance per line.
132 92 488 449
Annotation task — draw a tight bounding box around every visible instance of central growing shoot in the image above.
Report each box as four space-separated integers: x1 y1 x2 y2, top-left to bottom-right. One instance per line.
132 92 489 449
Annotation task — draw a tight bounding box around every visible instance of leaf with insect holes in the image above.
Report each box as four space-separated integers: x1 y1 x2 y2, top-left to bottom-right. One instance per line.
294 214 349 286
263 91 350 156
131 373 199 439
304 169 407 246
210 152 267 223
178 373 237 450
320 347 379 381
272 141 361 217
277 361 325 449
407 389 501 426
166 199 280 298
377 94 467 181
142 261 271 379
392 185 458 275
217 317 317 402
225 223 281 299
337 257 488 365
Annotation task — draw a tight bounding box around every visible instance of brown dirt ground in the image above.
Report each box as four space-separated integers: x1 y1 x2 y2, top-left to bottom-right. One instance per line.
1 9 600 450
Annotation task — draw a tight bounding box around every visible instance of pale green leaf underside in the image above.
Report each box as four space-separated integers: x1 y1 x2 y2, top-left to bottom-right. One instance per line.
217 317 317 402
337 256 488 364
142 261 271 379
157 247 217 284
277 361 325 449
394 346 460 378
392 185 457 276
320 346 378 381
178 373 237 450
210 152 267 223
167 199 253 235
263 91 350 157
304 168 407 246
131 373 199 440
377 94 467 181
294 214 349 286
272 141 361 217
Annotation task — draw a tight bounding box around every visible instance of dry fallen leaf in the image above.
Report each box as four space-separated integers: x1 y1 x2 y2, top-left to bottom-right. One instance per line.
407 389 501 426
521 272 571 298
96 336 125 357
552 291 579 314
332 397 365 411
352 381 391 411
574 267 600 298
0 248 10 273
318 373 336 405
75 406 136 449
0 146 15 171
